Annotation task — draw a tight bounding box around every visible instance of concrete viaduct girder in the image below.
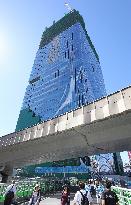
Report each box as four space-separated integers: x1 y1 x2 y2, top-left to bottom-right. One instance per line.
0 86 131 169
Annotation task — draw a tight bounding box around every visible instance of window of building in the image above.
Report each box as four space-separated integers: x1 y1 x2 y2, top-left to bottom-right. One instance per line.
72 44 73 51
55 72 57 78
80 74 83 83
72 33 73 40
58 69 59 76
82 95 84 105
65 52 66 58
68 49 70 59
75 68 77 93
67 40 68 48
78 95 81 107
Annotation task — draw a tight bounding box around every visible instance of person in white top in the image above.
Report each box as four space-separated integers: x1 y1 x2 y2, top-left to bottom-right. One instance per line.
4 180 17 205
4 181 17 196
28 184 41 205
73 182 89 205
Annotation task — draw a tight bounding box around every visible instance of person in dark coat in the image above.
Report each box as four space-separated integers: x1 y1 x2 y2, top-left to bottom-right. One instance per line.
61 185 70 205
101 181 119 205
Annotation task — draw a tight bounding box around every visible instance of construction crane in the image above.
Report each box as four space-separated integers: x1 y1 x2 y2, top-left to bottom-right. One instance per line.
65 2 73 12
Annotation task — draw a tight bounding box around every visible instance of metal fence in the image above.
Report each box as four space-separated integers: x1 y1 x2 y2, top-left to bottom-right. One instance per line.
0 180 61 203
112 186 131 205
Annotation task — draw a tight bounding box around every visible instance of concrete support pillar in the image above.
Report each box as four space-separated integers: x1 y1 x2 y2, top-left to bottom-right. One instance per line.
0 164 13 183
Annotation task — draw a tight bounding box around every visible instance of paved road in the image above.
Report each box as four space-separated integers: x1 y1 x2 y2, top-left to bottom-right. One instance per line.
41 198 72 205
40 193 74 205
40 198 97 205
40 194 73 205
41 197 73 205
0 193 97 205
40 193 97 205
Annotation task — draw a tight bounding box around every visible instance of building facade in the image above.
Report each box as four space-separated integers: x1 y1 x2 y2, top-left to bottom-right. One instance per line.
16 10 106 131
16 10 122 176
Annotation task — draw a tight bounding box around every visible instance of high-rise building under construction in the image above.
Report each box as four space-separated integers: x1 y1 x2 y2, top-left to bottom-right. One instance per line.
16 10 122 176
16 10 106 131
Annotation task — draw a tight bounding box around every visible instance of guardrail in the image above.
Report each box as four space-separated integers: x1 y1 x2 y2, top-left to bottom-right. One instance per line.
112 186 131 205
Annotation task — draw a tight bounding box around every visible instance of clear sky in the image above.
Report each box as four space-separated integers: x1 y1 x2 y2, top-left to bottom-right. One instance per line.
0 0 130 163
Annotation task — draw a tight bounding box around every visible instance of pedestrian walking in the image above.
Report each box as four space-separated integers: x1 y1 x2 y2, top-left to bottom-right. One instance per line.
28 184 41 205
85 181 93 204
101 181 119 205
4 180 17 205
96 182 104 205
90 180 96 198
61 185 70 205
73 181 89 205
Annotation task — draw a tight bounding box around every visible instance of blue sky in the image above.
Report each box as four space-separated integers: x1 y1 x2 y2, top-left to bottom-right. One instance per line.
0 0 130 163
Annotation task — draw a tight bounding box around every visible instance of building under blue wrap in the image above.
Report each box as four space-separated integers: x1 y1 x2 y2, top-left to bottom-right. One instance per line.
16 10 106 131
15 10 123 177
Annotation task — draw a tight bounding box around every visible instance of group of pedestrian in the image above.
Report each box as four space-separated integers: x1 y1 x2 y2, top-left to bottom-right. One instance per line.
4 179 119 205
61 180 119 205
4 181 41 205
